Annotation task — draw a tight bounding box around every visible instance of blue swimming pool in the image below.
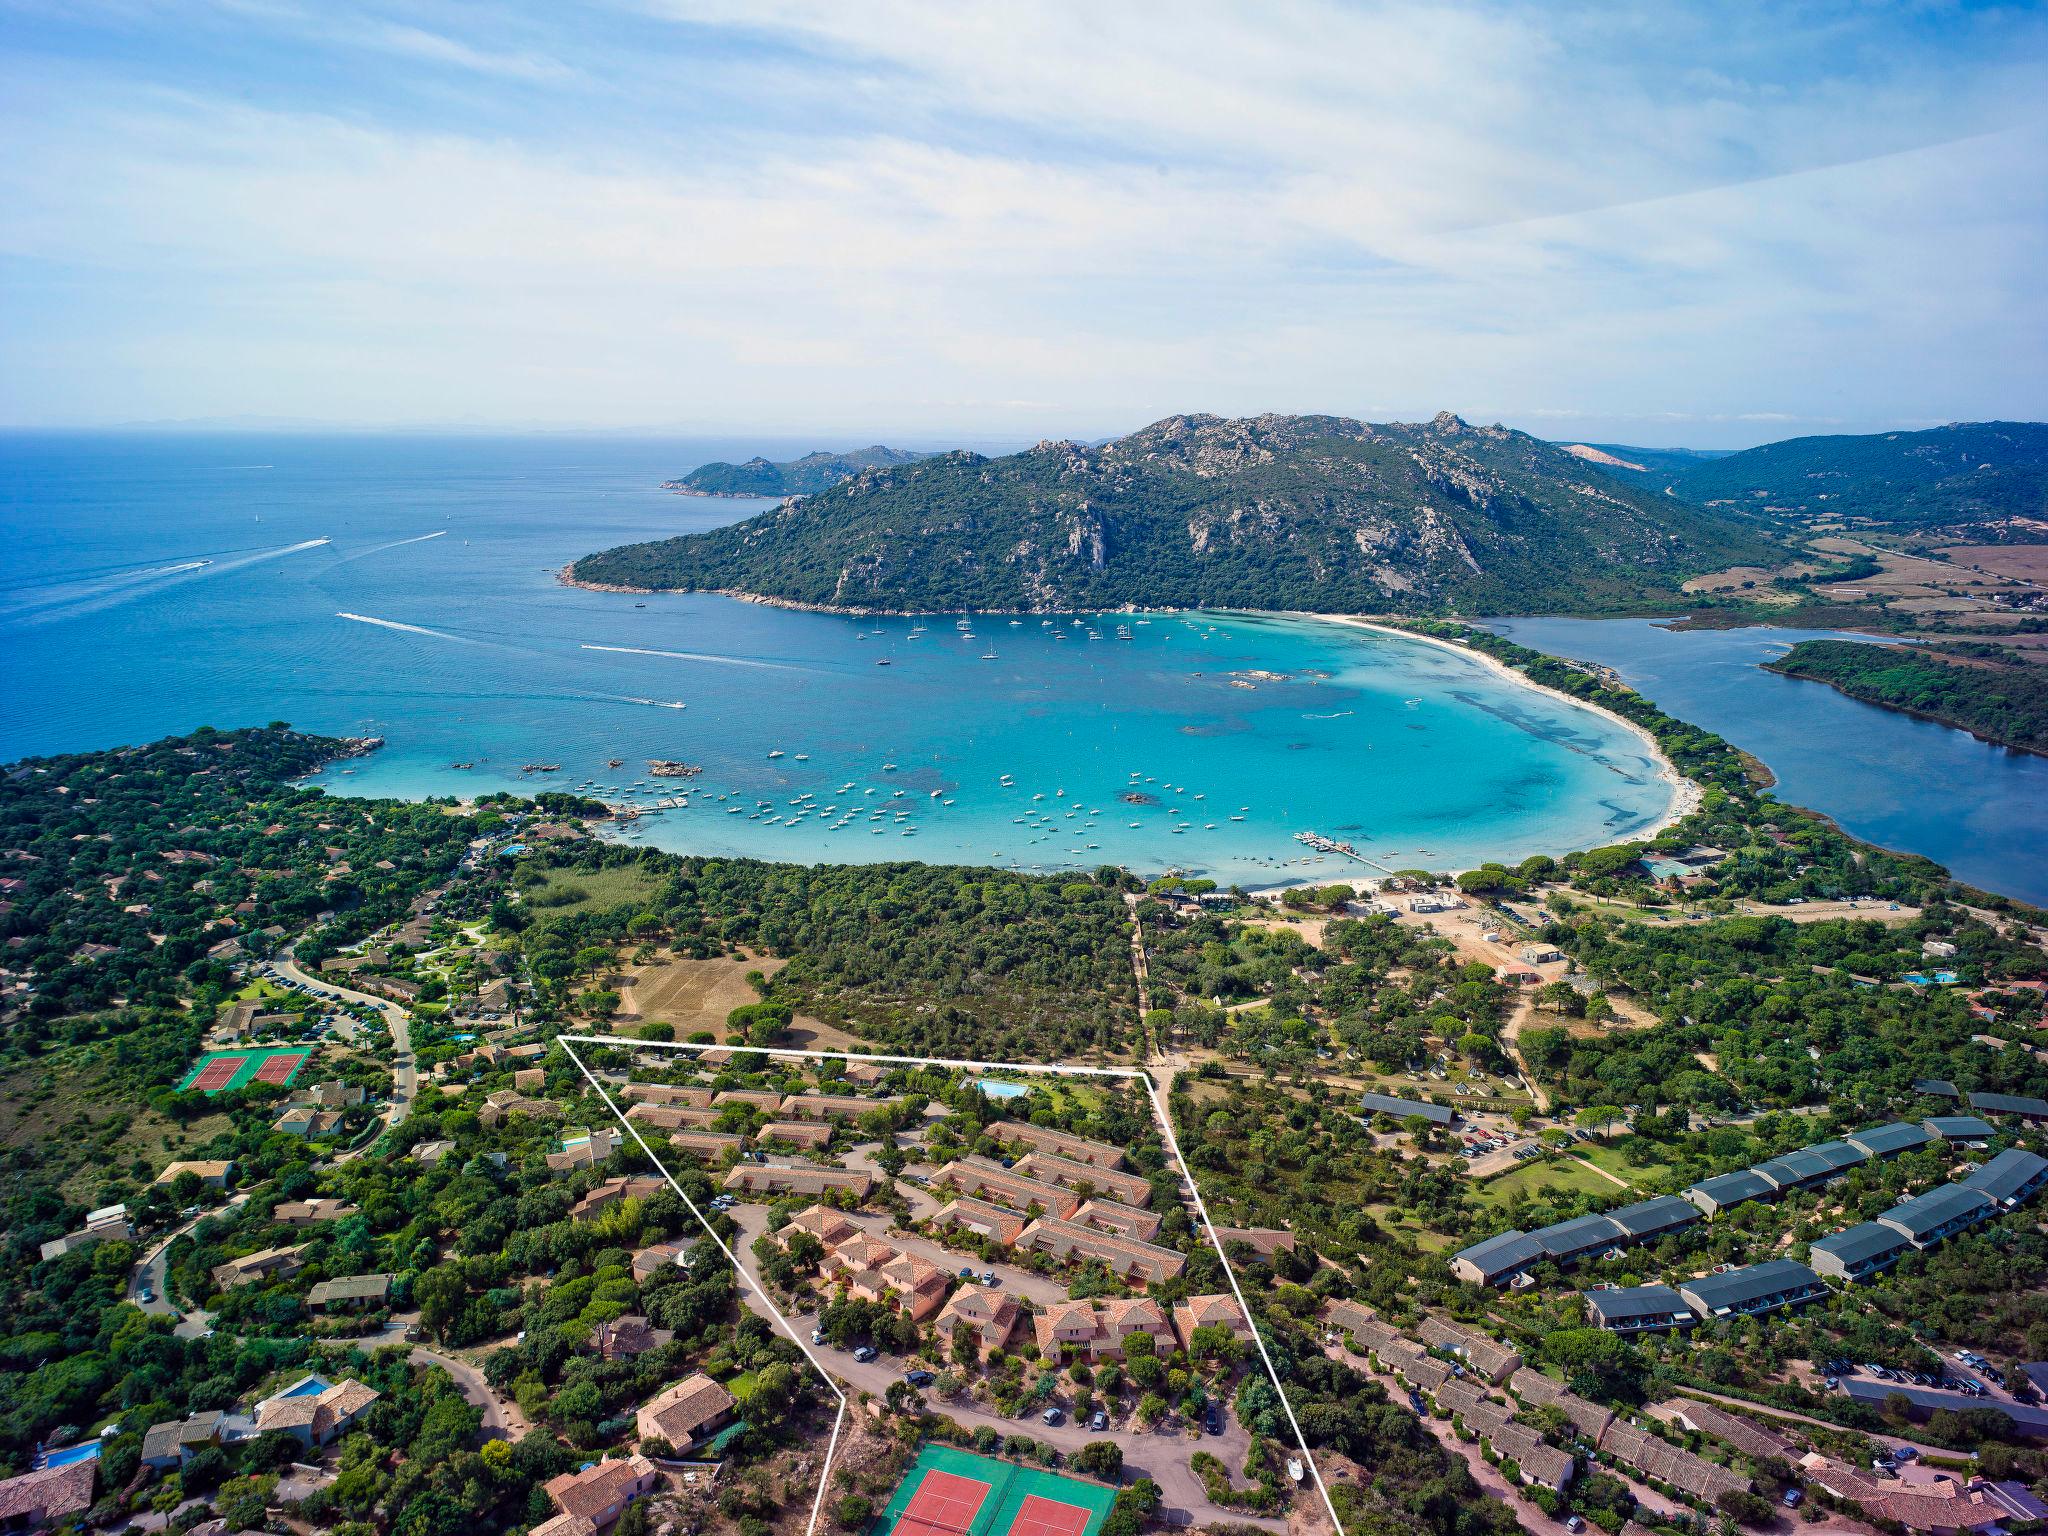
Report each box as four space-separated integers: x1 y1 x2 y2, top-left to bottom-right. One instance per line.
278 1375 332 1398
41 1442 101 1468
975 1079 1030 1100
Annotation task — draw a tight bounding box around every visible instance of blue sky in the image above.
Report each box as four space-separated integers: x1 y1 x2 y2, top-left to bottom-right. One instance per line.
2 1 2044 445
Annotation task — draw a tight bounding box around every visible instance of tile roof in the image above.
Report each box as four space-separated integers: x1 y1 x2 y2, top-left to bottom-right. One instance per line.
638 1373 735 1443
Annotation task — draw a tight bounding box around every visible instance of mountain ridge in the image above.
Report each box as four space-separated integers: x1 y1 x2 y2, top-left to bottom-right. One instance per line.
664 444 930 498
577 410 1781 615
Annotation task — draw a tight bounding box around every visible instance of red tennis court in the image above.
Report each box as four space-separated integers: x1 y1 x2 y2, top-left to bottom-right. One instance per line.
900 1470 991 1536
253 1049 309 1084
1007 1497 1092 1536
188 1054 249 1091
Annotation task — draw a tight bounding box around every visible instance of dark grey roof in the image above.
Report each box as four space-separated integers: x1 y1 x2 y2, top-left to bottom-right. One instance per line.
1877 1182 1993 1241
1359 1091 1454 1125
1838 1377 2048 1435
1604 1195 1699 1239
1687 1169 1776 1208
1531 1213 1623 1258
1810 1221 1908 1268
1846 1121 1933 1158
1924 1115 1995 1140
1913 1078 1960 1099
1753 1146 1848 1188
1807 1139 1870 1172
1582 1284 1693 1325
1453 1230 1545 1280
1678 1259 1825 1316
1969 1091 2048 1118
1961 1147 2048 1206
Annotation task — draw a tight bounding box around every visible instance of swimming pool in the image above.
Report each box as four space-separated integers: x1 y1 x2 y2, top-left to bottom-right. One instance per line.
40 1443 101 1469
278 1375 332 1398
975 1079 1029 1100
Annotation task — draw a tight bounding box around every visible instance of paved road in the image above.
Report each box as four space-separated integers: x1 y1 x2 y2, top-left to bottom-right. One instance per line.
413 1346 531 1441
272 952 418 1132
128 1190 253 1337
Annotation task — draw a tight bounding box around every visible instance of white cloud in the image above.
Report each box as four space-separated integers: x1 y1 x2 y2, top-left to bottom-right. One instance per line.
0 0 2042 440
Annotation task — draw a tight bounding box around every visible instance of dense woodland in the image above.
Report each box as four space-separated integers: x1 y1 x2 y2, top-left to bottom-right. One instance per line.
1766 638 2048 754
666 446 928 499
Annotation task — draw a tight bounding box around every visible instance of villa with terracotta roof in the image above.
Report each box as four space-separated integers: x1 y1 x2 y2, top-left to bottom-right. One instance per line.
155 1159 232 1188
822 1233 949 1319
998 1122 1127 1169
933 1195 1031 1246
622 1083 714 1107
273 1197 358 1226
636 1373 736 1449
1073 1197 1163 1242
935 1284 1024 1357
544 1455 660 1530
781 1091 901 1120
723 1162 872 1199
781 1204 860 1248
631 1240 691 1282
1015 1151 1153 1207
625 1102 723 1130
936 1157 1081 1219
1173 1293 1255 1352
253 1376 381 1447
664 1129 745 1159
758 1119 833 1149
593 1315 673 1360
0 1460 97 1532
211 1243 308 1291
713 1088 783 1111
1034 1297 1177 1361
572 1176 667 1220
1213 1226 1295 1261
1014 1216 1186 1283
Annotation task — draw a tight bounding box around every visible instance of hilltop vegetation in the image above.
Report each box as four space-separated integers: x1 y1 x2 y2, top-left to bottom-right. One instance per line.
1765 638 2048 754
665 445 929 498
1583 421 2048 531
581 412 1779 615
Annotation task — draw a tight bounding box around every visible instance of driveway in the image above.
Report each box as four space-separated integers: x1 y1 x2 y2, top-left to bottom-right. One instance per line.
129 1190 252 1337
413 1346 530 1442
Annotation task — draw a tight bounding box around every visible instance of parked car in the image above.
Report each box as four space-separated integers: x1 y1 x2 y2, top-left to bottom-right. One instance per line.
979 1272 997 1286
1782 1489 1803 1509
1041 1407 1064 1426
811 1329 826 1346
905 1370 935 1387
853 1345 878 1363
1088 1412 1109 1432
1205 1405 1224 1435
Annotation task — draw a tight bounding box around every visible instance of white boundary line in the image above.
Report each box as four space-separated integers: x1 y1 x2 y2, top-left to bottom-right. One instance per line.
558 1036 1346 1536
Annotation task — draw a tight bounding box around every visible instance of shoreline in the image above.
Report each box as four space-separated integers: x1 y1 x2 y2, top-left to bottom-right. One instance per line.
1316 615 1704 841
553 568 1700 876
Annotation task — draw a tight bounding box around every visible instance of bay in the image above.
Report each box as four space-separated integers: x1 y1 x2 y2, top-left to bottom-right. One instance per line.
0 432 1671 887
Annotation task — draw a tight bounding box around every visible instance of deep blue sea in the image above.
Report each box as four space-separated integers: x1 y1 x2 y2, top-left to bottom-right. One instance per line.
0 432 1675 886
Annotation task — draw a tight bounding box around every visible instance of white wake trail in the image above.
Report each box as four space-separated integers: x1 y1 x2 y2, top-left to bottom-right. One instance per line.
11 538 329 625
580 643 800 672
336 611 483 645
328 529 448 567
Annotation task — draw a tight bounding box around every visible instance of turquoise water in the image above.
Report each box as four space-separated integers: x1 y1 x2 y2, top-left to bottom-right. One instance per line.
0 433 1673 886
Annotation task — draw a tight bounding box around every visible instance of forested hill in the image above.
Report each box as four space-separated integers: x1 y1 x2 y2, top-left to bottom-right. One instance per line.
1581 421 2048 530
664 444 929 497
1765 638 2048 754
579 412 1780 614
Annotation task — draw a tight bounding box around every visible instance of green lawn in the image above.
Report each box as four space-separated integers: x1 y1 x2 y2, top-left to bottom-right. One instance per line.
1473 1155 1618 1209
524 865 665 916
1574 1138 1680 1191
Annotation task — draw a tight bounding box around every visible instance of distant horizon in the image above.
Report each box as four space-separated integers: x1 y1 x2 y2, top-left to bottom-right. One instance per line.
1 408 2030 457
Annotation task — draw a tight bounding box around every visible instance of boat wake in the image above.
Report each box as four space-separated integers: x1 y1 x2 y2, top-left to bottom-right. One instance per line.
336 611 482 645
580 643 803 672
327 529 448 567
7 538 329 626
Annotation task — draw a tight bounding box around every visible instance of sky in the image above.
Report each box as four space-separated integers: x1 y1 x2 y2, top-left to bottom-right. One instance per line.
1 1 2045 447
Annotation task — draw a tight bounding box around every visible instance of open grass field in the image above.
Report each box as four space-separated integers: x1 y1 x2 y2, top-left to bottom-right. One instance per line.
1574 1138 1680 1191
0 1050 234 1205
177 1044 312 1094
524 864 666 916
1472 1153 1619 1209
873 1446 1114 1536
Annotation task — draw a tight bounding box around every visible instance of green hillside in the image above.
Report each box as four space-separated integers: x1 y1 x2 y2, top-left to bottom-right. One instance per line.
1585 422 2048 529
665 444 929 498
584 412 1780 614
